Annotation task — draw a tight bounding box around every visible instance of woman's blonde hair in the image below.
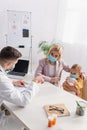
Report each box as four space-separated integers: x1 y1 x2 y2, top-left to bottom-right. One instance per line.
47 45 62 60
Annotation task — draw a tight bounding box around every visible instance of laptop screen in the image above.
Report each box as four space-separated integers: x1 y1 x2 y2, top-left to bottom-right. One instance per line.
12 59 29 74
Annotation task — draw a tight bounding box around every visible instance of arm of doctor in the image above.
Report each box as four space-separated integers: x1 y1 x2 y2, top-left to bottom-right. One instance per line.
0 74 40 107
12 75 44 87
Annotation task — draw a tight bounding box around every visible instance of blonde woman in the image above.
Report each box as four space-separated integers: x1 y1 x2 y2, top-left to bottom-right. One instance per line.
35 45 70 84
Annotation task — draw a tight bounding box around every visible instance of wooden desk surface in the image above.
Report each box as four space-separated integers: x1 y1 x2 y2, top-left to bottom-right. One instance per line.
3 82 87 130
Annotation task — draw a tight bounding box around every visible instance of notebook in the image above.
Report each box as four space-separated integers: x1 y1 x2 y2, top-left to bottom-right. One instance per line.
8 59 29 76
44 103 70 117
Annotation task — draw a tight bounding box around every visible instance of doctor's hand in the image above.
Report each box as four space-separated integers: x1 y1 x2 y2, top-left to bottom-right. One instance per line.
12 80 27 87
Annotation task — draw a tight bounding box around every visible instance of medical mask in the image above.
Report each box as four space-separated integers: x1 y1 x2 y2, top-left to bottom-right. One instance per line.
6 65 15 73
70 73 78 79
48 54 57 62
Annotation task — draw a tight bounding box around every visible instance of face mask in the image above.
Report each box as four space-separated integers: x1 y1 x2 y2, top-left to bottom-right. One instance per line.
48 54 57 62
6 65 15 73
70 73 78 79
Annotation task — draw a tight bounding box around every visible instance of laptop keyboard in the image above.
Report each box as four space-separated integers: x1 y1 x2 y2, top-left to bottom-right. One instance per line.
8 71 25 76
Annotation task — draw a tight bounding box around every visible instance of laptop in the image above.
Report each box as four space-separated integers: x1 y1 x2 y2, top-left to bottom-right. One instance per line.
8 59 29 76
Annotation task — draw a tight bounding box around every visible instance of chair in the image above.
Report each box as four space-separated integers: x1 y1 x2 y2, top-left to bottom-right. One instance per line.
82 77 87 101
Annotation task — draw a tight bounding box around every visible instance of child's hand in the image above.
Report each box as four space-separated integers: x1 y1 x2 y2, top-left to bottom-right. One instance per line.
66 77 77 86
63 81 77 92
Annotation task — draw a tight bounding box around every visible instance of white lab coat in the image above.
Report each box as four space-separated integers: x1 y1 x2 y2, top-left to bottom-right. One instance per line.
0 65 39 107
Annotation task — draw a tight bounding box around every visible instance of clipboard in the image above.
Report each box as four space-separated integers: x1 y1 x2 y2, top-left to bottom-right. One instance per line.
44 103 70 117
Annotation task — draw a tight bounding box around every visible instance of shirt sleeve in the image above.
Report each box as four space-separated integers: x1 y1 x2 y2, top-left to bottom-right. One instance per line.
0 72 39 107
34 59 51 82
34 59 44 77
62 61 70 72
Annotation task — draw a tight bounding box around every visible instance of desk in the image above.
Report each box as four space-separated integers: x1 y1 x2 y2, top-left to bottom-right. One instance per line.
3 82 87 130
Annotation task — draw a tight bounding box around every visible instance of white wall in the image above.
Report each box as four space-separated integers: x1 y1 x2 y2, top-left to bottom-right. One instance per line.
0 0 58 64
56 0 87 44
55 0 87 73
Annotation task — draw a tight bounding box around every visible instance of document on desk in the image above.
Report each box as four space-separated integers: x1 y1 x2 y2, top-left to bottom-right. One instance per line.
15 82 39 93
44 103 70 117
15 84 29 92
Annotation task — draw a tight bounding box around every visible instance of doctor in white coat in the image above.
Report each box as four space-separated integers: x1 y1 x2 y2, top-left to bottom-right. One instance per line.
0 46 44 107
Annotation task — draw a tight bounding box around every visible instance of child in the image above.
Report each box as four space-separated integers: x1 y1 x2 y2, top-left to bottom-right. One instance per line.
63 64 84 98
